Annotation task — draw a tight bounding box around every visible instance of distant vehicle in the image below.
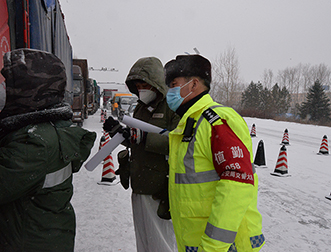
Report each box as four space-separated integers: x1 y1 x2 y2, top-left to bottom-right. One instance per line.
119 96 138 111
73 59 90 121
118 102 137 120
90 79 100 114
110 93 134 117
86 78 99 115
102 89 118 108
72 65 85 126
105 99 112 111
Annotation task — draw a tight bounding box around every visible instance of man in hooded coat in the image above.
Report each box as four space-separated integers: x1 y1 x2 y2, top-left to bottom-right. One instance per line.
103 57 179 252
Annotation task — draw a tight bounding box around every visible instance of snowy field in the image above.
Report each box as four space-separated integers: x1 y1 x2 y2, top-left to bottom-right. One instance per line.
73 110 331 252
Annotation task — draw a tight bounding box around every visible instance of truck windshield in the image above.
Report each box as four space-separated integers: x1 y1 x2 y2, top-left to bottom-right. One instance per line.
121 97 136 104
104 90 112 96
73 80 82 95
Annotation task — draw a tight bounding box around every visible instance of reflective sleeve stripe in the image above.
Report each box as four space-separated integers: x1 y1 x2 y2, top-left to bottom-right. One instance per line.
205 222 265 248
205 222 237 243
42 163 72 189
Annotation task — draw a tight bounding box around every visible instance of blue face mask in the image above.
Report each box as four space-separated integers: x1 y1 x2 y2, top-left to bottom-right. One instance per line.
166 79 193 112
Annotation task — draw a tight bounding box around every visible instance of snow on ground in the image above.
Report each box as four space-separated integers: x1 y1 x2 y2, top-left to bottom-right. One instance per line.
73 110 331 252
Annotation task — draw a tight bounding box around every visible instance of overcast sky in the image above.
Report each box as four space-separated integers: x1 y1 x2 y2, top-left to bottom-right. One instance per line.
60 0 331 86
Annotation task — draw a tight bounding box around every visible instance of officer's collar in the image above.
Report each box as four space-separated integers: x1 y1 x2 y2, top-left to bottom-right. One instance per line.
176 90 209 117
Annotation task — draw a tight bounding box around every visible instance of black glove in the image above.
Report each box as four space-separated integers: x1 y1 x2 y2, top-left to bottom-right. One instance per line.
103 116 123 137
115 149 130 189
157 198 171 220
121 127 147 145
153 181 171 220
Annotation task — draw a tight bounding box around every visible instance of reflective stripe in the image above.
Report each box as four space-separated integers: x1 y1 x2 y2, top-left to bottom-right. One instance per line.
182 105 223 177
183 114 204 174
205 223 264 249
205 222 237 243
175 170 219 184
42 163 72 189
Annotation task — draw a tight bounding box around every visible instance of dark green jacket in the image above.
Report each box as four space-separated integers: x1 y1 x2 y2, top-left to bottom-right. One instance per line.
126 57 180 196
0 105 96 252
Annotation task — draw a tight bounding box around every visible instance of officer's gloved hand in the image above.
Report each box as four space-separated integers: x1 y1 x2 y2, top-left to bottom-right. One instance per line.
115 149 130 189
153 183 171 220
122 127 147 145
103 116 123 137
157 198 171 220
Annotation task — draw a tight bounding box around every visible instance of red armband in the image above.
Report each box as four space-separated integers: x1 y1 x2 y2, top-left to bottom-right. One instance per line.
211 121 254 185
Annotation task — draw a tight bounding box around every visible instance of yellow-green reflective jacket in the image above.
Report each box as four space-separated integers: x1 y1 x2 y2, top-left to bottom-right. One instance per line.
168 94 265 252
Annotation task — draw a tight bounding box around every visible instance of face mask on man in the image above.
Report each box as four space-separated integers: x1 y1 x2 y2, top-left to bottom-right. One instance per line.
166 79 193 112
138 88 157 105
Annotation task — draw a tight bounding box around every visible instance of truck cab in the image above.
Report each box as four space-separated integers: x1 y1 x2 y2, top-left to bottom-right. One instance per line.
72 65 84 126
103 89 114 109
111 93 134 117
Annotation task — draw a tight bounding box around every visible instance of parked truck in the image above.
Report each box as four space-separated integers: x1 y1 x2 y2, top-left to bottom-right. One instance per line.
102 88 117 108
72 65 85 126
0 0 74 105
88 78 100 115
73 59 90 121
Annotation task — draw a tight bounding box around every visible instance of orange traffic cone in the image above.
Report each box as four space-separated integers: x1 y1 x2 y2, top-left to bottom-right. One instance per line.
254 140 266 167
250 124 256 137
271 145 291 177
98 132 116 185
318 135 329 155
281 129 289 145
326 191 331 200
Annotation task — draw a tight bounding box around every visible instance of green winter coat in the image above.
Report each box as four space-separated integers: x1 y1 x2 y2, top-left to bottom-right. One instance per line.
0 106 96 252
125 57 180 196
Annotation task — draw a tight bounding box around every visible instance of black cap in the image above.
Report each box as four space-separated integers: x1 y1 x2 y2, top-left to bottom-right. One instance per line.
164 54 211 88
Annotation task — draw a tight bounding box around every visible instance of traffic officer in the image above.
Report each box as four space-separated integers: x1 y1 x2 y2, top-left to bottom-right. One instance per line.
164 54 265 252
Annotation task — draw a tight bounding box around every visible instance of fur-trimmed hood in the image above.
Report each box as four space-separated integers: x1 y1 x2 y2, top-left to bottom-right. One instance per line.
0 103 72 134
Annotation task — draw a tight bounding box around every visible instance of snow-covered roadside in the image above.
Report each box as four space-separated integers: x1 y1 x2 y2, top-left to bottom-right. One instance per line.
73 111 331 251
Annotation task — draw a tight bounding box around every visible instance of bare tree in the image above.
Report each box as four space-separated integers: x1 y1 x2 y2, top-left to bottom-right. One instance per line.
277 65 305 108
210 46 241 108
301 63 312 92
277 63 331 93
310 63 331 86
277 66 300 93
262 69 274 90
